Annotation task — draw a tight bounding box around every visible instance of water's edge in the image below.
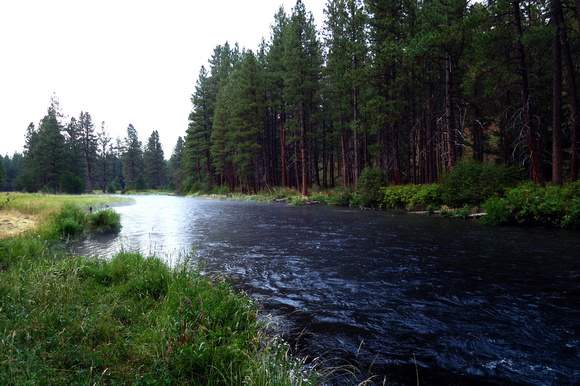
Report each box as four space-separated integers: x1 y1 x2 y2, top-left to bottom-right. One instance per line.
76 195 580 385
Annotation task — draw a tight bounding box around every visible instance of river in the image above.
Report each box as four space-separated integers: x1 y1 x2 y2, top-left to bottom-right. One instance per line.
74 195 580 385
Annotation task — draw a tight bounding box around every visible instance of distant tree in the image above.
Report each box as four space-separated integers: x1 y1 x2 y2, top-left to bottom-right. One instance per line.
121 124 143 189
170 136 184 190
7 153 24 190
184 66 213 183
96 121 112 192
17 123 39 192
64 116 86 178
22 106 68 193
1 155 12 190
135 173 148 191
0 160 6 190
144 130 166 189
79 111 97 191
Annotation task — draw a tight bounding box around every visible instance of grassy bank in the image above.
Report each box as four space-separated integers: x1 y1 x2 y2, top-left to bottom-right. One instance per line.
213 161 580 229
0 195 316 384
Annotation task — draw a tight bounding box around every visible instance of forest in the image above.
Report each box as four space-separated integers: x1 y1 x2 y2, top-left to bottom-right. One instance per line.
2 0 579 196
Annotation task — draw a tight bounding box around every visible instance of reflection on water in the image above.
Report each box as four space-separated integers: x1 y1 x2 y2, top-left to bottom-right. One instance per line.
75 195 580 385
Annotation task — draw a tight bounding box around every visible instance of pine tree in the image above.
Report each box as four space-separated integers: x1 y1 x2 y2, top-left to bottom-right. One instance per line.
122 124 144 189
0 160 6 190
184 67 213 183
32 111 68 193
144 130 166 189
229 51 267 192
283 0 323 196
96 121 112 192
170 136 184 190
325 0 370 187
79 111 97 192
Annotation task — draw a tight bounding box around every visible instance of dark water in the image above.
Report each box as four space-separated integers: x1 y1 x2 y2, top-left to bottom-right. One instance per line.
75 195 580 385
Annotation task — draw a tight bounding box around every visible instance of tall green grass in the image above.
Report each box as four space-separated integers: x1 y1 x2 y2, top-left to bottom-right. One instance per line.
0 198 318 384
0 250 316 384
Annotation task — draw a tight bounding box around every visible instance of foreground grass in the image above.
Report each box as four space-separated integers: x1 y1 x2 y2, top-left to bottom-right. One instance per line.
0 195 316 384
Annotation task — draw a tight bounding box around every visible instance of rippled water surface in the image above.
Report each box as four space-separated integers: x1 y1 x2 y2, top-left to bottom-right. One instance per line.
76 195 580 385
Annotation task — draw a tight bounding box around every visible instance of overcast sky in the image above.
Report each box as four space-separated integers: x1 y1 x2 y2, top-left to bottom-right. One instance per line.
0 0 327 158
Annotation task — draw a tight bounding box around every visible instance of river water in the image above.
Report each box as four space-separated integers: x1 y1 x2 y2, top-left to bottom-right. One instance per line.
75 195 580 385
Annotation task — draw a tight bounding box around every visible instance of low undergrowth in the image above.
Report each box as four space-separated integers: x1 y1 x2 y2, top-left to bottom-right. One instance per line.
481 181 580 228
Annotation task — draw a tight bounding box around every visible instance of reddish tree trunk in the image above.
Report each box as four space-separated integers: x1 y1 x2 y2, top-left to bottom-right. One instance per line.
513 1 545 186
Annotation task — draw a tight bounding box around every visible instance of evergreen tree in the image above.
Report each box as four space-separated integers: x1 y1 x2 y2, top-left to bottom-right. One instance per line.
282 0 323 196
266 7 290 188
229 51 267 192
144 130 166 189
121 124 143 189
64 116 86 178
79 111 97 191
184 67 213 183
31 111 68 193
170 136 185 190
325 0 370 187
96 121 112 192
0 160 6 190
211 76 236 190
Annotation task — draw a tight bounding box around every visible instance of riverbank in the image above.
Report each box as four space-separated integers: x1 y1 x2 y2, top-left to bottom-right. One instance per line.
0 194 318 384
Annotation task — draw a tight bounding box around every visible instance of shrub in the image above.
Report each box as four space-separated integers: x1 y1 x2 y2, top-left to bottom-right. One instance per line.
328 188 353 206
406 184 443 210
135 173 148 191
106 179 121 194
481 182 578 227
357 166 388 208
440 160 524 207
88 208 122 233
379 184 422 209
60 172 86 194
50 203 88 238
480 197 511 225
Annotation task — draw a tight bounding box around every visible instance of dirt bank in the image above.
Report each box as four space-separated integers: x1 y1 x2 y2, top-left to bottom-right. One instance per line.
0 211 39 239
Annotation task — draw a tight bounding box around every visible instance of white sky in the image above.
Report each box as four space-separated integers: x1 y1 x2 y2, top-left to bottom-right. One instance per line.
0 0 327 158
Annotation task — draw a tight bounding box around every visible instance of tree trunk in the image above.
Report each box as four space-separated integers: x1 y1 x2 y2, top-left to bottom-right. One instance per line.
280 107 287 188
445 51 456 171
300 102 307 197
554 0 580 181
341 127 348 188
552 0 563 184
513 0 545 186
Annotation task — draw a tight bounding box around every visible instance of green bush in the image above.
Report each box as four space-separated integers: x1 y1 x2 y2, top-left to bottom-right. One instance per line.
135 173 148 191
440 160 524 207
357 166 388 208
328 188 353 206
50 203 88 238
406 184 443 210
88 208 122 233
106 179 121 194
379 184 422 209
60 172 86 194
481 182 580 228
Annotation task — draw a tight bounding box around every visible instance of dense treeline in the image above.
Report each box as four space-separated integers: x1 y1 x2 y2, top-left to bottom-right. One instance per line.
4 0 579 196
177 0 580 195
2 95 172 193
